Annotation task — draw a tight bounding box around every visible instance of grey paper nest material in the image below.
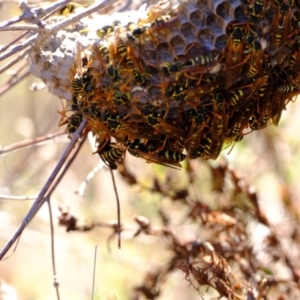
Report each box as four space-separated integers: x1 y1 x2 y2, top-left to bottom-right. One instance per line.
26 0 300 167
27 30 91 100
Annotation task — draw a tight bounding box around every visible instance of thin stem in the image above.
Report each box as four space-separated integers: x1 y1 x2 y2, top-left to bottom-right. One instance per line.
0 119 86 260
47 198 61 300
110 168 122 249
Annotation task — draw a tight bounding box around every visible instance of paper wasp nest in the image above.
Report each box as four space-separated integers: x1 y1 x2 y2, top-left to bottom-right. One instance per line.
27 0 300 168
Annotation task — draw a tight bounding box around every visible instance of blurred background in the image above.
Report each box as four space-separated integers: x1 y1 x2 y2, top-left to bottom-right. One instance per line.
1 1 300 299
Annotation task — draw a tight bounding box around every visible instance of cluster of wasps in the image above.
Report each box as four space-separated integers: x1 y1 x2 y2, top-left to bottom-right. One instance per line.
62 0 300 169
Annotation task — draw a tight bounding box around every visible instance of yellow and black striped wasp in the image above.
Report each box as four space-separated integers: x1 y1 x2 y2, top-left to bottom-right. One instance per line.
160 61 185 77
277 83 300 94
71 72 93 97
183 52 218 69
83 95 102 120
98 43 110 64
230 75 268 112
174 52 220 83
272 0 292 47
246 40 264 79
107 64 121 83
100 110 152 141
101 110 125 133
96 25 114 39
165 83 188 101
132 69 149 85
125 139 185 169
141 104 186 141
57 2 85 16
96 140 124 170
112 89 131 106
225 21 249 86
210 93 229 159
249 110 269 130
246 0 265 23
67 112 83 135
271 89 289 126
127 24 149 43
148 15 179 44
185 106 211 158
190 134 213 160
116 39 134 67
226 102 256 139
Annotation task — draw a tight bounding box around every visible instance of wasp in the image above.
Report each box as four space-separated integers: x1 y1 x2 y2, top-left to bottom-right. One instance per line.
229 88 246 107
210 93 228 159
167 137 185 153
255 73 272 104
127 26 149 44
67 112 83 135
225 22 248 85
96 141 124 170
246 40 263 78
249 114 268 130
141 104 186 140
282 49 298 71
101 111 141 140
273 14 290 47
96 25 114 39
201 74 223 83
150 15 171 28
277 84 300 93
132 69 148 85
101 111 123 132
183 53 217 68
187 84 221 101
191 135 212 160
231 76 268 111
57 3 84 16
251 74 276 129
116 40 134 67
71 72 93 108
272 0 291 47
117 115 159 140
131 26 147 37
112 90 130 106
174 53 219 83
165 84 188 101
160 61 185 76
85 97 102 119
226 22 248 65
125 139 185 169
156 150 186 165
185 107 210 157
70 94 80 111
127 25 148 43
247 0 265 23
271 92 287 126
99 44 110 63
148 15 177 44
72 72 93 96
107 65 120 81
125 139 149 157
226 104 254 139
226 120 244 139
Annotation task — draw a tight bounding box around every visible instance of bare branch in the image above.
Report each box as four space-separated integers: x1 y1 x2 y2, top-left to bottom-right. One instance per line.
0 119 87 260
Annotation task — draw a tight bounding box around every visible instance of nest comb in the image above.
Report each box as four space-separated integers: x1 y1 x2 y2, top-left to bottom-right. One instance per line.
27 0 300 169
